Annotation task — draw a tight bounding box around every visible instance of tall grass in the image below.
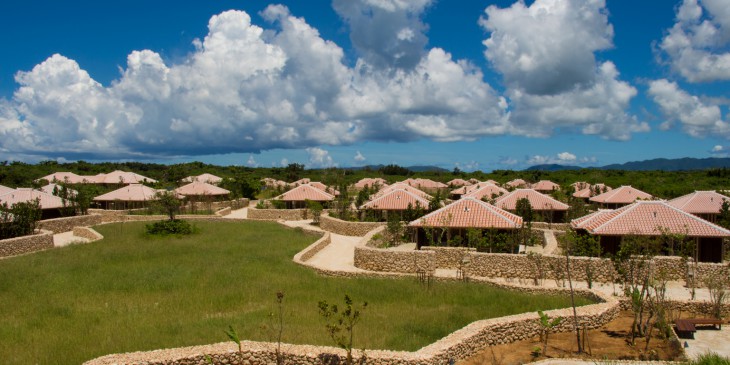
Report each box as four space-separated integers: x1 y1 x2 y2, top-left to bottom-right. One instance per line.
0 221 593 365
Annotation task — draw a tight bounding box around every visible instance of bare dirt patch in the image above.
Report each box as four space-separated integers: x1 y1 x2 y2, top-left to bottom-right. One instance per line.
458 311 684 365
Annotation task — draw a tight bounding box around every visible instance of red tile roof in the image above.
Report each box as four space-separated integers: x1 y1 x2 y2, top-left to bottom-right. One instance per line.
278 184 335 202
93 184 162 202
505 179 527 188
36 172 91 184
589 186 652 204
0 188 67 209
374 182 432 200
573 184 612 199
495 189 569 211
308 181 340 196
0 184 14 195
360 189 430 211
92 170 157 184
463 183 508 200
531 180 560 192
571 200 730 237
403 178 448 189
291 178 311 186
353 178 387 189
174 181 230 196
182 173 223 184
39 183 77 197
668 191 730 215
447 178 471 187
408 197 522 229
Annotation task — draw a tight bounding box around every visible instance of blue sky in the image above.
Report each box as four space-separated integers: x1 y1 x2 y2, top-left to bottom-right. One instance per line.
0 0 728 171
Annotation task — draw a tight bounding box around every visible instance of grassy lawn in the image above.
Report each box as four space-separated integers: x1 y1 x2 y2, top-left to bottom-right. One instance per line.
0 221 593 365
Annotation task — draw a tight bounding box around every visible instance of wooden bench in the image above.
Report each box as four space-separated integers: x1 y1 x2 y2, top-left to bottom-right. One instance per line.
675 318 724 339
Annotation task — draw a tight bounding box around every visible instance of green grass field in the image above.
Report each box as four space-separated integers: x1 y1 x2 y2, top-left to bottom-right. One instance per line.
0 221 593 365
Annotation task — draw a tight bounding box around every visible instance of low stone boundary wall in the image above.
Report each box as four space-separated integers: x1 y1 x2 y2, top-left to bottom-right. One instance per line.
0 229 53 257
185 198 249 211
319 215 385 236
531 222 569 230
215 207 231 216
293 232 331 262
38 215 103 234
89 209 128 223
83 281 619 365
73 226 103 242
354 246 728 287
355 246 435 273
247 207 307 221
422 246 476 269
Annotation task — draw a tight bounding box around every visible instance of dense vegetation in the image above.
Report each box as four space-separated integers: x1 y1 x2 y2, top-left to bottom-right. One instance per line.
3 160 730 200
0 221 593 365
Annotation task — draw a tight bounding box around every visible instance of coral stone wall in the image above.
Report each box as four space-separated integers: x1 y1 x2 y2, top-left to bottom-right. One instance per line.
215 207 231 216
38 215 103 234
354 246 435 273
319 215 385 236
73 226 103 241
295 232 331 262
246 207 307 221
88 209 128 223
0 229 53 257
354 245 728 288
421 246 476 269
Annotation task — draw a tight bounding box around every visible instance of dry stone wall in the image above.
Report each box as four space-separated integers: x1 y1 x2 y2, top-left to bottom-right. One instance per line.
0 229 53 257
319 215 385 236
294 232 330 262
421 246 476 269
247 207 307 221
73 226 103 241
354 246 435 273
354 245 728 288
38 215 103 234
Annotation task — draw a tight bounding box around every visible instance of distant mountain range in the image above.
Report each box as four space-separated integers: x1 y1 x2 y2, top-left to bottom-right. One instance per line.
345 164 449 172
526 157 730 172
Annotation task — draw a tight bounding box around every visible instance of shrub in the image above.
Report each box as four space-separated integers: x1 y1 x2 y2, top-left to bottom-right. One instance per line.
145 219 196 236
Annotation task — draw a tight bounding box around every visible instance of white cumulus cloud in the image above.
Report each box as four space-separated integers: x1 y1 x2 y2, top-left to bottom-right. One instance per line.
306 147 336 168
648 79 729 137
246 155 258 167
658 0 730 82
354 151 366 162
526 152 596 166
479 0 647 140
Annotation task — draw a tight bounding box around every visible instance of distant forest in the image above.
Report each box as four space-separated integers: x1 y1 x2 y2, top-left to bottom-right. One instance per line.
2 160 730 200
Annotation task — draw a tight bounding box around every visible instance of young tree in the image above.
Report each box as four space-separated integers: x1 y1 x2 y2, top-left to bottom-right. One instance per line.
318 295 368 365
385 212 404 246
537 311 562 356
153 190 182 221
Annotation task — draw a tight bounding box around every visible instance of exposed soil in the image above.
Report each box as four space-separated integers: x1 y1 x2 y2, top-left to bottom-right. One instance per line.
458 311 685 365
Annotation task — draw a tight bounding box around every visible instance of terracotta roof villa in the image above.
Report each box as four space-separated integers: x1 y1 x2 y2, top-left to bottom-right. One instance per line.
589 185 652 209
181 173 223 185
174 181 230 199
505 178 527 189
0 188 69 219
462 183 508 201
449 182 503 199
446 178 471 187
290 178 311 187
39 183 76 197
495 189 569 223
360 189 430 221
408 197 523 247
353 178 387 190
276 183 335 209
373 182 432 200
90 170 157 185
531 180 560 193
571 200 730 262
261 178 288 189
573 183 612 200
668 191 730 222
93 184 164 210
36 172 91 184
403 178 448 190
308 181 340 196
